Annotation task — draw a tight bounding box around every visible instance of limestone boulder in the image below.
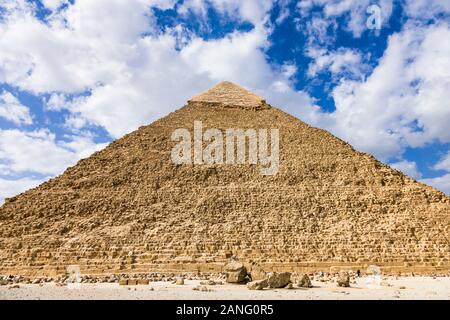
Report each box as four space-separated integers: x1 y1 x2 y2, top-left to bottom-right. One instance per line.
297 274 313 288
247 279 268 290
224 261 247 283
337 272 350 287
267 272 291 288
249 262 266 281
118 279 128 286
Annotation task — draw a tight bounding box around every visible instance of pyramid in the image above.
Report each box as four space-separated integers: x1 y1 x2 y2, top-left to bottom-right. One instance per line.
0 81 449 277
189 81 268 109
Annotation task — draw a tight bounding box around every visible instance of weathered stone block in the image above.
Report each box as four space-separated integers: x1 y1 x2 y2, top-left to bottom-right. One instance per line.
267 272 291 288
247 279 268 290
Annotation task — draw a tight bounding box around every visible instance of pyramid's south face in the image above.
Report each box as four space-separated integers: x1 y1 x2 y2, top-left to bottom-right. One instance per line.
0 81 449 277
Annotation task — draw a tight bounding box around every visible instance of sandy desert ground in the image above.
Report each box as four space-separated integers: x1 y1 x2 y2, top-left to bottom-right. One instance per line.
0 276 449 300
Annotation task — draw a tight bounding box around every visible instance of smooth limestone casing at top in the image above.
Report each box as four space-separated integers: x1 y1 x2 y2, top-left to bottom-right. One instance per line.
0 81 449 277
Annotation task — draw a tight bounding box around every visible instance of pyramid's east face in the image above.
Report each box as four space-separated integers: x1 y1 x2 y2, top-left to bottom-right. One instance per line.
1 100 450 278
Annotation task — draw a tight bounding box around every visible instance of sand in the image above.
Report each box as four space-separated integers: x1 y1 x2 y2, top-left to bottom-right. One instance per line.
1 276 448 300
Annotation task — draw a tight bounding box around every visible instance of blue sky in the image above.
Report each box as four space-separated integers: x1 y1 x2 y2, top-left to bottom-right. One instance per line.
0 0 450 201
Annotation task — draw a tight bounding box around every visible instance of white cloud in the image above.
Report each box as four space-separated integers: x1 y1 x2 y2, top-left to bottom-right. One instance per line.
0 90 32 125
275 0 290 25
179 0 274 26
0 126 107 202
178 0 208 16
63 113 88 131
180 26 272 88
419 149 450 195
0 0 179 94
421 174 450 195
405 0 450 20
297 0 394 38
0 0 32 14
0 2 202 137
0 177 45 204
390 160 422 179
0 129 105 176
306 47 367 79
324 23 450 161
45 92 68 111
302 14 336 45
41 0 67 11
59 134 109 159
433 151 450 172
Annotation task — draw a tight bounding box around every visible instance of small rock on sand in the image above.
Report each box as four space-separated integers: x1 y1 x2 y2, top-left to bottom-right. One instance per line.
119 279 128 286
297 274 313 288
267 272 291 288
137 279 149 285
127 279 138 286
247 279 268 290
337 272 350 287
193 285 212 292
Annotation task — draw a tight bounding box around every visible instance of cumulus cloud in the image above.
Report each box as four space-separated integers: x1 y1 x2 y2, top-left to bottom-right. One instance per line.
300 14 337 46
44 92 68 111
404 0 450 20
41 0 67 11
390 160 422 180
0 127 108 201
432 151 450 172
323 23 450 161
297 0 393 38
421 174 450 195
0 129 106 176
181 26 271 87
306 47 367 79
179 0 274 26
0 90 32 125
0 177 44 204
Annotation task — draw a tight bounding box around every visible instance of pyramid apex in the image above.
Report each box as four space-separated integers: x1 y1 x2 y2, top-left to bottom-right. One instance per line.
189 81 268 109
